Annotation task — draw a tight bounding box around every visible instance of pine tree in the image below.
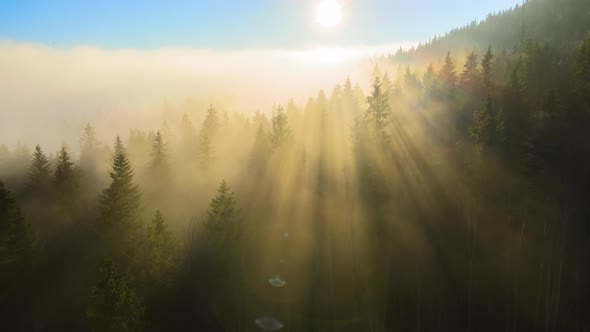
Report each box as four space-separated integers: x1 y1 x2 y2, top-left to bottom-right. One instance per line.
471 97 499 151
365 75 391 143
86 260 144 332
438 51 457 97
54 145 75 186
147 210 177 283
403 66 421 93
460 50 480 90
27 145 51 191
271 105 291 149
149 131 170 179
202 104 221 139
423 64 438 97
98 137 142 232
198 132 214 172
0 180 33 269
80 123 98 172
481 46 494 93
204 180 240 243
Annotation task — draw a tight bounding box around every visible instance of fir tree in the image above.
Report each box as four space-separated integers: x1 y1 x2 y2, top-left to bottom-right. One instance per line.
438 51 457 97
365 75 391 143
0 180 33 269
271 105 291 149
481 46 494 93
147 210 177 283
98 137 142 232
423 64 438 96
198 133 214 172
54 145 75 186
149 131 170 179
460 50 480 90
27 144 51 191
204 180 240 243
471 97 499 151
80 123 98 172
86 260 144 332
202 104 221 139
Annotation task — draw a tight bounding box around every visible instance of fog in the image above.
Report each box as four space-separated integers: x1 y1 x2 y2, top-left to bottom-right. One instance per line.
0 41 413 150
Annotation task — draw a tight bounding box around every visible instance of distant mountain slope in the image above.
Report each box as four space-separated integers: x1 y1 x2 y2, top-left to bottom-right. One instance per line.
387 0 590 64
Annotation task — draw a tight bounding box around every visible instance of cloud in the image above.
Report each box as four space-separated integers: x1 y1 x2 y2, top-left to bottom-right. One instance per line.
0 40 415 148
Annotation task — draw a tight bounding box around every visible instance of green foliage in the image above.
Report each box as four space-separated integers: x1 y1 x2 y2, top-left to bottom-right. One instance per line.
27 144 51 191
481 45 494 92
198 133 215 172
147 210 177 284
0 180 33 269
54 145 76 188
470 97 502 151
80 123 98 172
202 104 221 139
365 75 391 143
438 51 457 97
460 50 481 90
86 260 144 332
204 180 240 244
271 105 291 149
98 136 142 233
149 131 170 179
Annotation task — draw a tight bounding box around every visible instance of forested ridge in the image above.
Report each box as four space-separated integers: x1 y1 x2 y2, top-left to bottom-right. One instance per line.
2 0 590 330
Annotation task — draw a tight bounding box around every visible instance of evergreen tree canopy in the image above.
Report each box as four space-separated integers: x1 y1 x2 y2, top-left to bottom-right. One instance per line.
86 260 144 332
271 105 291 149
54 145 75 186
98 137 141 231
149 131 170 177
365 75 392 143
147 210 177 283
27 144 51 191
204 180 240 242
0 180 32 268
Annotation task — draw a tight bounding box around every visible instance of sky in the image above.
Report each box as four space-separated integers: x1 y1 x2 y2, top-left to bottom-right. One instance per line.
0 0 525 149
1 0 524 50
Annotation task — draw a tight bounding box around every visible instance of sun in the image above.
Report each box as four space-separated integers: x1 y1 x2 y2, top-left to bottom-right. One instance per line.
315 0 342 28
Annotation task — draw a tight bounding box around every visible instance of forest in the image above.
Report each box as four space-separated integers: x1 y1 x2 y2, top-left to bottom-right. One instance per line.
1 0 590 331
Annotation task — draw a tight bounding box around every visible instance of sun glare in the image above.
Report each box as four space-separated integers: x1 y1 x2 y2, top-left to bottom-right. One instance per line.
316 0 342 28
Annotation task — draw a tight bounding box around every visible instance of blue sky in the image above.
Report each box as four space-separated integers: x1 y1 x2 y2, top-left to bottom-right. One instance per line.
0 0 523 49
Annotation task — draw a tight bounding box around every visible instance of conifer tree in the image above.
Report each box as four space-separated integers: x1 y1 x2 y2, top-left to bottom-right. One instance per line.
27 145 51 191
471 97 499 151
149 131 170 179
481 46 494 93
147 210 177 283
271 105 291 149
204 180 240 243
438 51 457 96
460 50 480 90
365 75 392 143
0 180 33 270
423 64 438 97
98 137 142 232
202 104 221 139
198 133 214 172
54 145 75 186
80 123 98 172
86 260 144 332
